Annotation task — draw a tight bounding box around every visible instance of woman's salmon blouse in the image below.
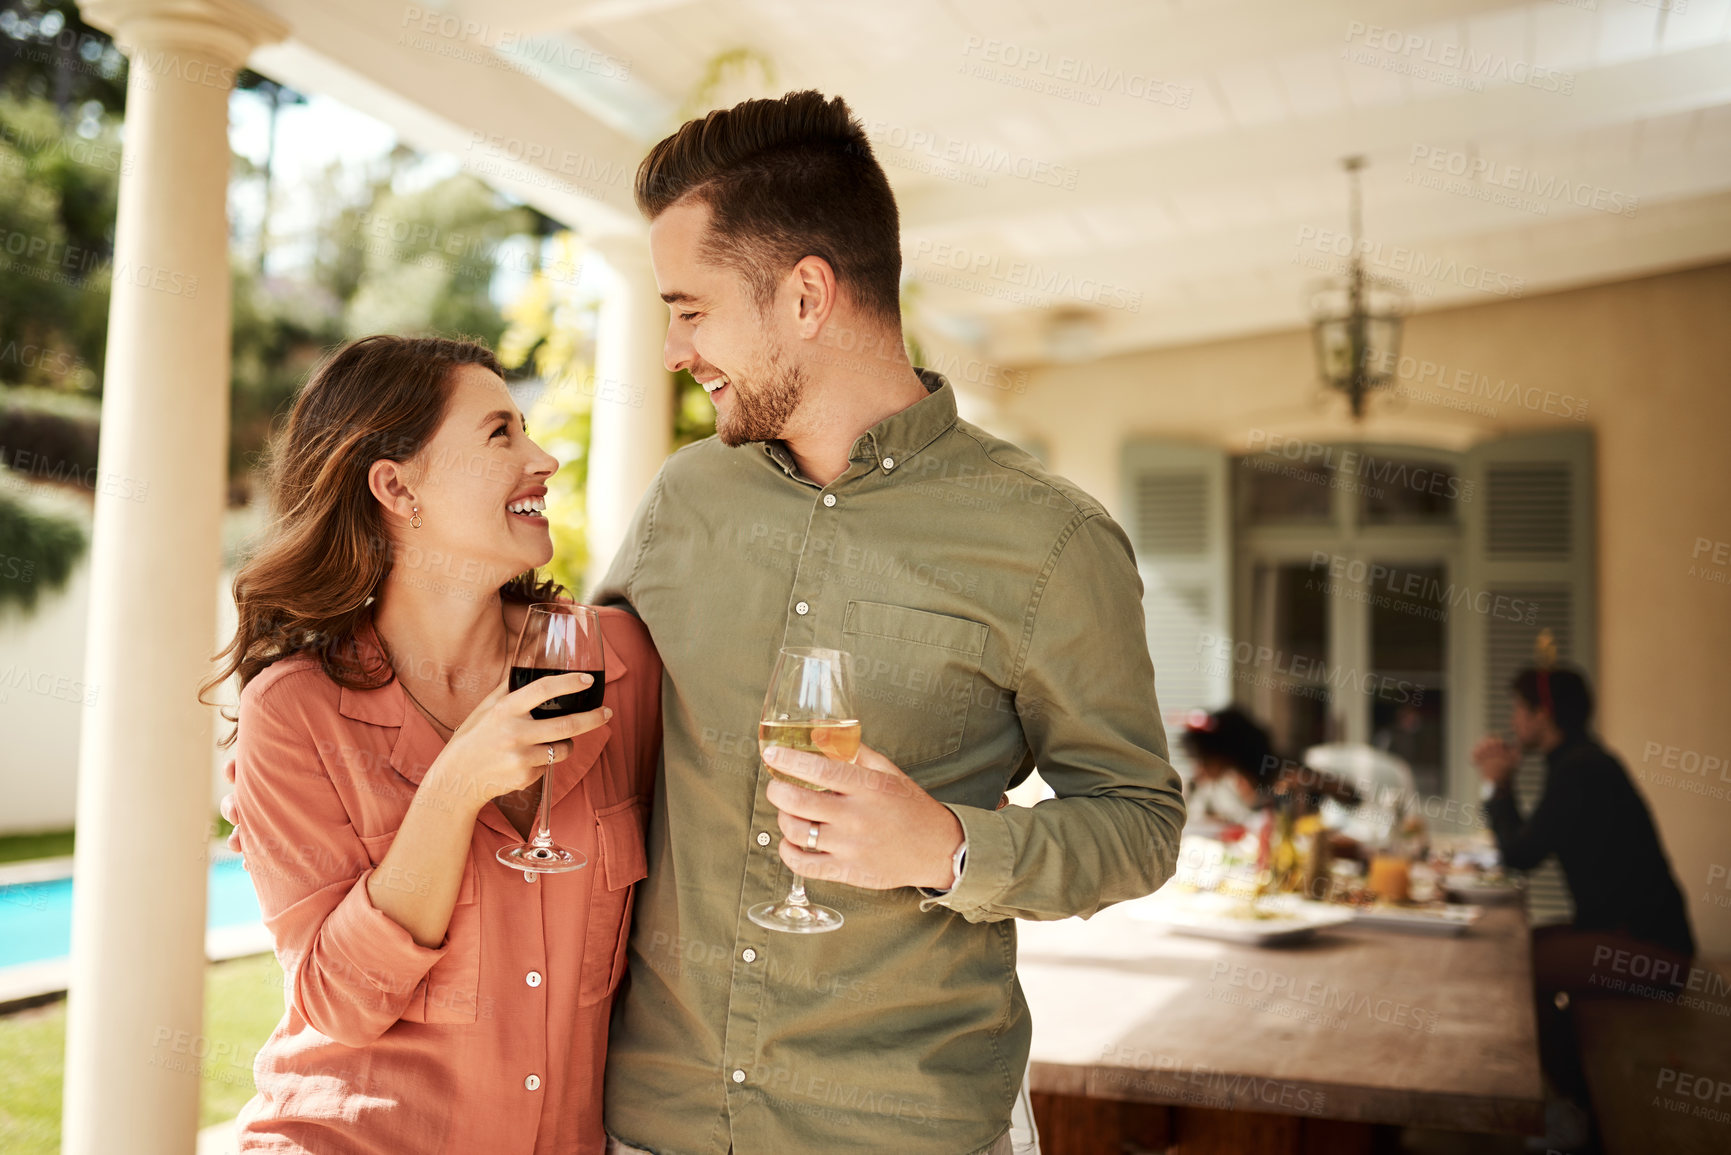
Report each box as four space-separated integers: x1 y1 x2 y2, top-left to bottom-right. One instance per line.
231 606 660 1155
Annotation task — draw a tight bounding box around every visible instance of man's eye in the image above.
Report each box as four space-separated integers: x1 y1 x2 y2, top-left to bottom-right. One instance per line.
679 311 699 322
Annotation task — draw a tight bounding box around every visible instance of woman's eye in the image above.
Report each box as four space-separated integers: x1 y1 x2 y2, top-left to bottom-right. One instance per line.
492 424 509 439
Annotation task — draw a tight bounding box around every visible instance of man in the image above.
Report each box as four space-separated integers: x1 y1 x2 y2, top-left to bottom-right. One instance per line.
594 90 1184 1154
1472 665 1694 1151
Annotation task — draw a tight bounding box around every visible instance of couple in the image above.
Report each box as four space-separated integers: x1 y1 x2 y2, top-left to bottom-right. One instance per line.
212 90 1186 1155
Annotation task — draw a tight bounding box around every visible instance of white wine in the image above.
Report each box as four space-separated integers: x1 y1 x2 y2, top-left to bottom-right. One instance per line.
758 719 861 792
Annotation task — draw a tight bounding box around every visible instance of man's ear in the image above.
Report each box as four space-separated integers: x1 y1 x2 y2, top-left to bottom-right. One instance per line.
367 458 417 522
789 254 838 337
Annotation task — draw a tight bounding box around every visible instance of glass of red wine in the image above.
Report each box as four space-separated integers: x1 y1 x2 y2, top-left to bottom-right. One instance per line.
496 603 604 874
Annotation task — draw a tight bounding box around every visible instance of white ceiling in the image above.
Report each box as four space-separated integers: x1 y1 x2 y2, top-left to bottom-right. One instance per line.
251 0 1731 363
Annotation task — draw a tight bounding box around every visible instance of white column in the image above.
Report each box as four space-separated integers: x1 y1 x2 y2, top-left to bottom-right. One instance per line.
584 234 672 595
63 4 285 1154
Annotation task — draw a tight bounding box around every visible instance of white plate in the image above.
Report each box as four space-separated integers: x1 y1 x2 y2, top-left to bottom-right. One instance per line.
1348 903 1483 936
1443 877 1524 904
1140 893 1355 945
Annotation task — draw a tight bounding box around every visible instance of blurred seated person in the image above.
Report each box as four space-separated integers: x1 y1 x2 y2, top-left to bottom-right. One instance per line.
1472 665 1695 1150
1180 709 1359 831
1472 665 1694 959
1180 707 1277 826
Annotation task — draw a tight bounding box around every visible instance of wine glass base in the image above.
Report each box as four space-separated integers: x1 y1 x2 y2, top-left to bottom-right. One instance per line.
496 843 587 874
747 899 844 934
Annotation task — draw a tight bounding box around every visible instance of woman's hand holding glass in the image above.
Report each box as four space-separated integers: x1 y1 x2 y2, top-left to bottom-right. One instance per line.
421 670 612 816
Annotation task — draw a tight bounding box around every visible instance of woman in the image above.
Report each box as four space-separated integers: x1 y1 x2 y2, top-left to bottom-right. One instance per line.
203 335 659 1154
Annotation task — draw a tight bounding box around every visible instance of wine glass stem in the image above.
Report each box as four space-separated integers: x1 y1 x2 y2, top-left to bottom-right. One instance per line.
531 764 555 848
786 878 810 907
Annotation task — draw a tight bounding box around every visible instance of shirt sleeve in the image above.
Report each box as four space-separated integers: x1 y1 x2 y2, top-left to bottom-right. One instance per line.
234 670 448 1048
1485 770 1568 872
587 465 667 614
921 512 1187 922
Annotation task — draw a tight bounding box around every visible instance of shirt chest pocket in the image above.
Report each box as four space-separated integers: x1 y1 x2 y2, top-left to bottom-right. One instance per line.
579 795 650 1007
357 830 481 1025
841 600 990 769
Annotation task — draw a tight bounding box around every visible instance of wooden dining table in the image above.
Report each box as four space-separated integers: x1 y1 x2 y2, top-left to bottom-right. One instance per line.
1017 890 1546 1154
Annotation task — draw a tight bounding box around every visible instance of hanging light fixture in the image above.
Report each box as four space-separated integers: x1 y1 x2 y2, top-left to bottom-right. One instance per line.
1308 157 1408 419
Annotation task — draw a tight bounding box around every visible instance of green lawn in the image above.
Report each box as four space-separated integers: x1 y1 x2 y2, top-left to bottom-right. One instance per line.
0 829 74 864
0 953 284 1154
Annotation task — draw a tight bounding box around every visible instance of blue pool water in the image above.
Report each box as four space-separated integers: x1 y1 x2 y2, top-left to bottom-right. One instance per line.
0 855 262 969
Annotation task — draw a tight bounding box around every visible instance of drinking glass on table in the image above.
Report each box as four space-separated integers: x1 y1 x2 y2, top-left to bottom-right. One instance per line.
749 646 859 934
496 603 604 874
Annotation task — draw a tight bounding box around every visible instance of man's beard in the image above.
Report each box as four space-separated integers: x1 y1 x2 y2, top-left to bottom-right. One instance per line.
715 348 806 447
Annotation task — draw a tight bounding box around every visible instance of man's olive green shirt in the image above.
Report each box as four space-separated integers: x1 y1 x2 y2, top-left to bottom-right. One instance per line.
594 370 1184 1155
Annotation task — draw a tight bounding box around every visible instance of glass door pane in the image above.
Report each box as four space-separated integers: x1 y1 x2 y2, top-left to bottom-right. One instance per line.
1367 561 1448 796
1246 560 1333 761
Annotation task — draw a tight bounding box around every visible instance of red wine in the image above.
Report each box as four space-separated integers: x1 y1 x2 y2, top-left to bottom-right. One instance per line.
511 666 605 719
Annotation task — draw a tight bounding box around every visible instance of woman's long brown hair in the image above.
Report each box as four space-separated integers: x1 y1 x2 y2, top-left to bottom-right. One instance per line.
202 334 561 742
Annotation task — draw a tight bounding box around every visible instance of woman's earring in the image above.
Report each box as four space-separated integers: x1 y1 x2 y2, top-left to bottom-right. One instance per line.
410 507 422 530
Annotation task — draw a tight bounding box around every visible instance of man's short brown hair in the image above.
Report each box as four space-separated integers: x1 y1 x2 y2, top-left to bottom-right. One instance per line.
635 90 902 325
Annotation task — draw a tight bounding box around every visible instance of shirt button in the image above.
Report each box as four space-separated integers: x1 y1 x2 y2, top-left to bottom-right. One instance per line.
795 601 809 615
732 1069 747 1084
525 1074 541 1091
756 832 772 847
823 494 836 507
883 456 896 470
742 948 757 963
525 970 542 987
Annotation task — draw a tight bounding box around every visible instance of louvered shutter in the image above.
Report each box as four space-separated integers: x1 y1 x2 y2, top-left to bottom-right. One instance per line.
1122 441 1231 771
1460 431 1596 927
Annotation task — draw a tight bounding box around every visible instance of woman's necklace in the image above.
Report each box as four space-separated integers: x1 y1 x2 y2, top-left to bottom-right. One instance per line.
382 633 506 735
399 678 462 734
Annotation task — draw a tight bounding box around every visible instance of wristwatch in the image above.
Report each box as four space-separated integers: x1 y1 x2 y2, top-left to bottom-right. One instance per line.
919 839 969 899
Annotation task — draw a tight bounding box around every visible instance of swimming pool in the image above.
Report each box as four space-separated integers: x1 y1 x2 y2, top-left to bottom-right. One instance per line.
0 854 262 969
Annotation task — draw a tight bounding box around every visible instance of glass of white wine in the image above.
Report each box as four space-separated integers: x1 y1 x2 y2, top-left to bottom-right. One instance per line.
748 646 860 934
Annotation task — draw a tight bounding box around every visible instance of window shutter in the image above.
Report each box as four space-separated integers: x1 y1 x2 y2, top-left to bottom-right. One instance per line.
1122 441 1231 771
1461 430 1596 927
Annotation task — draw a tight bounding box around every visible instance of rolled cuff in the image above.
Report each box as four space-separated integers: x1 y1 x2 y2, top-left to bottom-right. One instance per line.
917 804 1012 920
292 868 447 1042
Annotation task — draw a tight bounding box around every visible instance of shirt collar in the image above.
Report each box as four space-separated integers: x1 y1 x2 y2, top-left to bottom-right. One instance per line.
760 367 957 480
336 611 629 739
